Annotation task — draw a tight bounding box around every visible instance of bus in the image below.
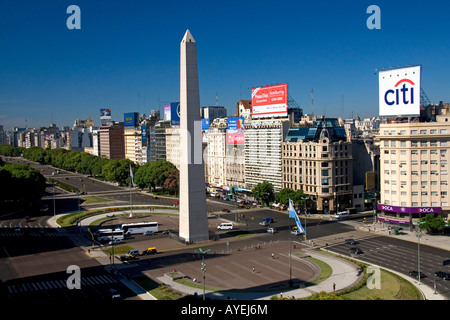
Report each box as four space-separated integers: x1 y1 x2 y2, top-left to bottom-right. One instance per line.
95 229 125 243
120 222 159 235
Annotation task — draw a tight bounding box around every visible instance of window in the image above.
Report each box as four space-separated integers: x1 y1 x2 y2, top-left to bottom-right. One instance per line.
420 130 427 135
430 129 437 134
420 150 427 155
411 130 418 135
440 129 447 134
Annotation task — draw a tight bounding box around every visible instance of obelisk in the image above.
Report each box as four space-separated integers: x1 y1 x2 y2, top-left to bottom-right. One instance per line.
178 29 209 243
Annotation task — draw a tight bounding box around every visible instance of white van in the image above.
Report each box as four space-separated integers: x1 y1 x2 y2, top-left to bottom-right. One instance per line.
217 222 233 230
334 211 349 219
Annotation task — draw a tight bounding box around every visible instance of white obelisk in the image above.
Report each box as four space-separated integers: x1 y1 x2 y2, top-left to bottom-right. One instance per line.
178 29 209 243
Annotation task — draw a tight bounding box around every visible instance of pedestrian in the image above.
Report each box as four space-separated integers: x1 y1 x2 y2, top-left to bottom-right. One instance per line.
271 253 275 259
280 292 283 299
252 267 255 274
333 282 336 291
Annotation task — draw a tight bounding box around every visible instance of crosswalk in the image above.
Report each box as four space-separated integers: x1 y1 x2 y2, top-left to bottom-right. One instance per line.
6 274 117 294
0 230 64 237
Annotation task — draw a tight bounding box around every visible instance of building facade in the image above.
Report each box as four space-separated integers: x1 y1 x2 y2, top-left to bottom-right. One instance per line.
282 118 353 214
377 114 450 226
99 122 125 160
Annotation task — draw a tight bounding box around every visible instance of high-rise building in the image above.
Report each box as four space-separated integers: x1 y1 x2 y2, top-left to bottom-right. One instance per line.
99 122 125 160
376 113 450 228
282 117 353 213
244 119 290 193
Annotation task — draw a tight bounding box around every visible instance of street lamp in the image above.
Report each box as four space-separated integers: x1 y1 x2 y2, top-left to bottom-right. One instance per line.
415 220 425 284
198 248 211 300
107 214 116 272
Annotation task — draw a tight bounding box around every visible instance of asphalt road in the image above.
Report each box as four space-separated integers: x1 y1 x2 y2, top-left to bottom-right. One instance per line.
325 235 450 299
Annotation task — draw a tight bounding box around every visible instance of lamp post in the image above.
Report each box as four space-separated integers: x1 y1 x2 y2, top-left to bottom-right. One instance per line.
107 214 116 272
415 220 425 284
199 248 211 300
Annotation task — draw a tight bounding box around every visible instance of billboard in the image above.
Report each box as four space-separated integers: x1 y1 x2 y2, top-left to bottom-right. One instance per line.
100 108 111 120
141 125 147 143
251 83 288 119
379 65 421 116
124 112 139 127
163 102 180 125
201 119 210 131
227 117 245 144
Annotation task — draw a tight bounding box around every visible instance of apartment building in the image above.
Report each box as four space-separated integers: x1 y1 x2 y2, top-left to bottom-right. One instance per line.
377 114 450 225
282 118 353 213
99 122 124 160
244 119 290 193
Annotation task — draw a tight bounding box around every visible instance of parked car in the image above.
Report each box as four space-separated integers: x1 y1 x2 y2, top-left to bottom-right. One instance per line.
266 227 276 234
162 229 174 234
435 271 450 280
259 220 269 226
409 270 425 279
349 247 363 255
143 230 155 236
291 229 302 236
222 208 230 213
345 238 358 245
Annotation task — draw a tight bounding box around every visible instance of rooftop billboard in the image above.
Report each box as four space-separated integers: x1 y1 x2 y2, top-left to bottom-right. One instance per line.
227 117 244 144
379 65 421 117
251 83 288 119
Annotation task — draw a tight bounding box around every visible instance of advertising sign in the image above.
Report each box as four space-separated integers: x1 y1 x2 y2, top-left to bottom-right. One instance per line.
170 102 180 126
124 112 138 127
377 203 441 214
100 108 111 119
141 125 147 143
201 119 210 131
379 65 421 116
251 83 288 119
227 117 244 144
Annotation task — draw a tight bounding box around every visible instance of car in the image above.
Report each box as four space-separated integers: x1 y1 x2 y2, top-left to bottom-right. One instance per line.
143 230 155 236
409 271 426 279
40 204 49 212
142 247 158 255
126 249 140 257
118 254 136 261
108 238 122 245
265 218 274 223
349 247 363 254
259 220 269 226
267 227 276 234
345 238 358 245
152 195 158 199
334 211 349 219
210 192 217 197
222 208 230 213
14 225 21 232
271 202 280 208
162 229 174 234
291 229 302 235
435 271 450 280
217 223 233 230
110 288 121 300
24 216 31 222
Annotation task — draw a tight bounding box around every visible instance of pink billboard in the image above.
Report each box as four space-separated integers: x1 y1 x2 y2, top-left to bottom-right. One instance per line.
251 83 288 118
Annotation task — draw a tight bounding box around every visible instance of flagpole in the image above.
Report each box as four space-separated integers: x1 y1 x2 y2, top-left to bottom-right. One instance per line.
129 164 134 218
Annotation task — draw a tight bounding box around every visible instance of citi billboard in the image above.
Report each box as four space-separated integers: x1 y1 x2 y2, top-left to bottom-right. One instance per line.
379 66 421 116
251 83 288 119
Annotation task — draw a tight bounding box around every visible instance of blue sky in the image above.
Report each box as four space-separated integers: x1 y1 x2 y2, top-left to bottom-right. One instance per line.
0 0 449 131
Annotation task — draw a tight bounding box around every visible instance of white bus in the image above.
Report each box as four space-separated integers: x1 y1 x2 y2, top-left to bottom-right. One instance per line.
95 229 125 242
121 222 159 235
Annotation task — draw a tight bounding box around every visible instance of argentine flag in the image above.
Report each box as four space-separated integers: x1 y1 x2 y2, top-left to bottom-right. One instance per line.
289 198 306 235
130 164 135 187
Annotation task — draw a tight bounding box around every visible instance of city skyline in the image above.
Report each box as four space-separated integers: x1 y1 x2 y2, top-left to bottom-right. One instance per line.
1 0 449 131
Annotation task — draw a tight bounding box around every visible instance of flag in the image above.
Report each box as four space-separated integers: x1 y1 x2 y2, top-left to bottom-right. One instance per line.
289 198 306 235
129 164 135 187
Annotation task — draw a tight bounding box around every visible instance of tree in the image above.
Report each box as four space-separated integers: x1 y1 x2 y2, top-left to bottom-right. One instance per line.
252 182 275 207
0 163 46 202
419 213 446 233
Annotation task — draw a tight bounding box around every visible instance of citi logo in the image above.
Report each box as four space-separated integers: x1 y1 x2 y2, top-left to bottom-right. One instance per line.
384 79 415 106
